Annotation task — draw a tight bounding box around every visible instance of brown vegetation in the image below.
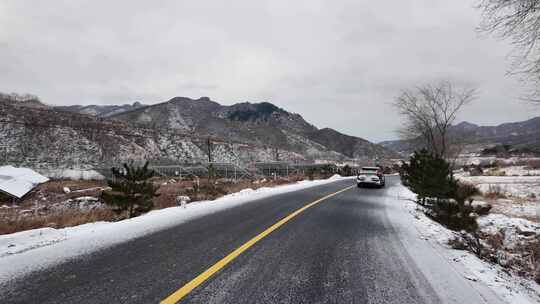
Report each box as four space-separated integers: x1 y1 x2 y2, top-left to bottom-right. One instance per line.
153 176 302 209
0 209 117 235
482 185 507 200
1 175 304 235
526 159 540 170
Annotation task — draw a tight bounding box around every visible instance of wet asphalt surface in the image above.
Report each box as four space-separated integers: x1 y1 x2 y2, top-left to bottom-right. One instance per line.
1 176 441 303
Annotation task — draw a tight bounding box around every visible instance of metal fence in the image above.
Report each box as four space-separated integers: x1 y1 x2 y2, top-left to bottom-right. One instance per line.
93 161 344 180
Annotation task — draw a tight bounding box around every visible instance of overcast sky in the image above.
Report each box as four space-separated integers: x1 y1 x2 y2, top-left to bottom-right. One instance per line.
1 0 538 142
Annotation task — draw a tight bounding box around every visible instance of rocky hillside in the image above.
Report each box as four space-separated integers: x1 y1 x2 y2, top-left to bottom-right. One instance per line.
309 128 391 159
109 96 398 161
55 102 146 118
0 96 396 168
380 117 540 156
0 100 302 169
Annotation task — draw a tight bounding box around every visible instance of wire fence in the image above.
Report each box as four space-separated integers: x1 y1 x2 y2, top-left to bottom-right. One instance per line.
93 161 344 181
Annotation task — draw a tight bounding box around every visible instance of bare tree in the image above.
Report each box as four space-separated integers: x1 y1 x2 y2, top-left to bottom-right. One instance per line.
394 81 476 158
476 0 540 101
0 92 41 103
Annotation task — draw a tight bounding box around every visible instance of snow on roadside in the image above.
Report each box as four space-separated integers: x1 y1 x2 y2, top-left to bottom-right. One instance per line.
0 175 353 284
393 185 540 304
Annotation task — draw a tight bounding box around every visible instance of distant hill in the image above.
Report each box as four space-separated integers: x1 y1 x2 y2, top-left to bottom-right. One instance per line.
0 92 49 109
55 102 146 118
380 117 540 156
109 96 399 161
0 96 397 168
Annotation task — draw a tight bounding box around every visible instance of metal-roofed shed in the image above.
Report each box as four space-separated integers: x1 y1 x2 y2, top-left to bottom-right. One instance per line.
0 165 49 199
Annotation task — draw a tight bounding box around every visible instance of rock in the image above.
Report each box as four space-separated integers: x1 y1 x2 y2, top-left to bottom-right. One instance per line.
516 228 536 237
63 187 71 194
45 222 58 228
176 195 190 208
18 209 34 216
59 196 102 210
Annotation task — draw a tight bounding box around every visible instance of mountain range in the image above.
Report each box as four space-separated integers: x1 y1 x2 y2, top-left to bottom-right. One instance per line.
0 96 397 169
56 102 146 118
380 117 540 156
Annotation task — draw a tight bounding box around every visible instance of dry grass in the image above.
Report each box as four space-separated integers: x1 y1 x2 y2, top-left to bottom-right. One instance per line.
152 176 301 209
0 179 107 208
526 159 540 170
529 240 540 283
39 179 107 193
481 196 539 223
1 175 305 235
0 209 118 235
482 185 507 200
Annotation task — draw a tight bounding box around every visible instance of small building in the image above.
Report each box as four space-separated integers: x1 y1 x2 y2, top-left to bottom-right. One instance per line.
0 166 49 200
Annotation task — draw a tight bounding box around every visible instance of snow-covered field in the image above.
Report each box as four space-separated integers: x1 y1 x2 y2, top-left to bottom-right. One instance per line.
486 198 539 220
0 175 353 284
456 156 540 168
393 186 540 304
460 175 540 198
455 167 539 222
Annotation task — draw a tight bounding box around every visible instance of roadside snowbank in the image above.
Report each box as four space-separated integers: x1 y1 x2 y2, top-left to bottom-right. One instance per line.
0 175 353 284
392 185 540 304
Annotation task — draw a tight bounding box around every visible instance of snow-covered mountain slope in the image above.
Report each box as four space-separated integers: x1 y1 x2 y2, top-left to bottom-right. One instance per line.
0 101 289 168
109 96 398 160
0 97 395 168
55 102 146 118
380 117 540 156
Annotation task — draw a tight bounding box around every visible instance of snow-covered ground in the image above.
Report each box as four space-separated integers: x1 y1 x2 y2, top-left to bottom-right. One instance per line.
0 175 353 284
456 156 540 168
392 186 540 304
496 166 540 177
485 198 539 220
456 174 540 199
37 168 106 180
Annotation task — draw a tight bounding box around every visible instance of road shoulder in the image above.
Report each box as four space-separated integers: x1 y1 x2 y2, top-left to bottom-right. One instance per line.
383 183 507 304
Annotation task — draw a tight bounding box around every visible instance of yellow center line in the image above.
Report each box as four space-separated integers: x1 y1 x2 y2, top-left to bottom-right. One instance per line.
160 184 355 304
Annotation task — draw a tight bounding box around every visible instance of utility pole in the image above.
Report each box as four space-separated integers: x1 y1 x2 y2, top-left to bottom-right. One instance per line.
206 137 213 163
206 137 214 182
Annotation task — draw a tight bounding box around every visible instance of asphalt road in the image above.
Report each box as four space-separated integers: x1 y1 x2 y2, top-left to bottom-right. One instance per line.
1 177 486 303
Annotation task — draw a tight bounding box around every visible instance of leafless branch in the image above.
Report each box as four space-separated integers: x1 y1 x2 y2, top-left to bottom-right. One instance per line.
393 81 476 158
476 0 540 101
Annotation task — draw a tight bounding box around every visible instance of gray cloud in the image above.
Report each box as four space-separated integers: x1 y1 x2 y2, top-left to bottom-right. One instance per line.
1 0 538 141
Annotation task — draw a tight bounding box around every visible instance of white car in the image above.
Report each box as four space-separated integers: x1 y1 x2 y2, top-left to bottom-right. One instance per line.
357 166 385 188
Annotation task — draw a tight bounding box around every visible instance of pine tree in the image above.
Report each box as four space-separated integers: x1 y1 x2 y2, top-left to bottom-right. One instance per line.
101 161 160 218
400 149 455 204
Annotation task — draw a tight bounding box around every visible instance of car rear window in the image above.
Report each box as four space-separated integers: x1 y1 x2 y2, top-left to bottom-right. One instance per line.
361 168 378 172
361 172 376 175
